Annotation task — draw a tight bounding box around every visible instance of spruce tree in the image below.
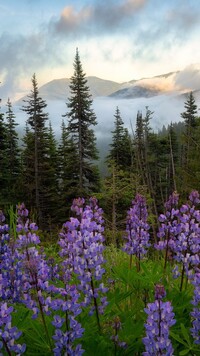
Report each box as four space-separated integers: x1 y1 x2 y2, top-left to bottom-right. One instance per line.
180 92 199 194
22 73 49 226
107 106 132 170
181 91 198 167
57 120 80 221
0 101 8 205
5 98 21 203
65 49 99 196
42 122 59 226
167 123 179 194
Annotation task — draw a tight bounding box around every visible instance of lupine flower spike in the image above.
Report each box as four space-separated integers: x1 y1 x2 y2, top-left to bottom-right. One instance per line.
143 285 176 356
123 194 150 271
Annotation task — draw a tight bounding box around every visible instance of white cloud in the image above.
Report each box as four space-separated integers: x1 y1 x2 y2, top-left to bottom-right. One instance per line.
175 64 200 91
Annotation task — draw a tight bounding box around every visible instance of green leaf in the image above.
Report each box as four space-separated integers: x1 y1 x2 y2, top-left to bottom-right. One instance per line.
179 349 190 355
170 331 188 347
180 323 191 346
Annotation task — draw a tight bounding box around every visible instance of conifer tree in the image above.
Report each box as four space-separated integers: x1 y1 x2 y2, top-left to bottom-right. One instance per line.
57 120 79 221
106 106 132 170
167 123 179 194
180 92 200 194
134 109 158 237
5 98 21 203
181 91 198 167
65 49 99 196
22 73 49 226
42 122 59 226
0 100 8 204
21 124 35 207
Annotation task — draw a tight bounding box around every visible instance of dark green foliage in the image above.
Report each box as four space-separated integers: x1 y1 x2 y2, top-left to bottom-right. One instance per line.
134 108 159 224
4 98 21 203
106 107 132 170
57 120 80 221
0 102 8 204
179 92 200 195
22 74 51 227
41 122 59 227
97 162 139 246
181 91 197 130
66 49 100 196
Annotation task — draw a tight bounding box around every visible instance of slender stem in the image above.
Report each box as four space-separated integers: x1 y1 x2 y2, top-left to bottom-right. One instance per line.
1 337 12 356
164 231 169 271
82 238 101 332
129 254 133 269
138 253 141 272
65 310 69 332
27 254 53 353
90 276 101 332
185 276 188 290
136 254 140 272
37 295 53 353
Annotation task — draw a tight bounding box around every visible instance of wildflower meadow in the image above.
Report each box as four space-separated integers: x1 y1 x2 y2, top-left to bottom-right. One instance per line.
0 192 200 355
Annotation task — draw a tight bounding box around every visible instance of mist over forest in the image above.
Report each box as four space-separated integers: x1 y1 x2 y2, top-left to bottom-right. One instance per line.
2 67 200 161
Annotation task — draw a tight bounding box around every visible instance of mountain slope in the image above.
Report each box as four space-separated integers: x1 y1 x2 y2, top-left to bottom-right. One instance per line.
109 85 160 99
39 76 123 99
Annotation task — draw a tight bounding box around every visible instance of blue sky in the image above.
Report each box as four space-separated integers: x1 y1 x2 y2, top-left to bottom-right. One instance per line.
1 0 200 100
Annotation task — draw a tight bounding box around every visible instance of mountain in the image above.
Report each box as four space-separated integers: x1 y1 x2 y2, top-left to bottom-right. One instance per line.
109 85 160 99
37 72 178 100
17 71 179 104
12 67 200 163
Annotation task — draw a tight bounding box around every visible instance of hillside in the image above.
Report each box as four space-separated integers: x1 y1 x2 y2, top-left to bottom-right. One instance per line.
12 67 200 162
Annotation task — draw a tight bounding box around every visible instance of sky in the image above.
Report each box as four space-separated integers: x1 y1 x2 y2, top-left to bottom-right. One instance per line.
1 0 200 101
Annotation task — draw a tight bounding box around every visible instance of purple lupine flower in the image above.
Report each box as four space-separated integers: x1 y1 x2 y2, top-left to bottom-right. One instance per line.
189 190 200 205
190 271 200 344
155 192 179 255
0 302 26 355
0 210 26 303
155 191 200 279
143 285 176 356
74 198 108 314
13 205 56 323
123 194 150 270
59 198 108 317
58 197 108 339
50 284 84 356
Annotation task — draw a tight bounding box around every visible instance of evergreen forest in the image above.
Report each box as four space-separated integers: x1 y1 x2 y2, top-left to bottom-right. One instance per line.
0 50 199 235
1 50 200 355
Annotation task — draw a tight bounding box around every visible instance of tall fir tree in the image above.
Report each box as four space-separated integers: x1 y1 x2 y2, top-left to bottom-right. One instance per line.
167 122 179 195
42 122 59 227
5 98 21 203
57 120 80 221
106 106 132 170
22 73 49 226
180 92 200 194
0 99 8 205
181 91 198 167
134 109 159 239
65 48 99 196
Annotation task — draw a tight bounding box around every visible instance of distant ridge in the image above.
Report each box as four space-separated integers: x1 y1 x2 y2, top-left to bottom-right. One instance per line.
15 68 200 104
109 85 160 99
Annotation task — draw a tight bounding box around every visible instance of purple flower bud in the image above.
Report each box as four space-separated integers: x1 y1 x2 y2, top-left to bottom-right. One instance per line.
155 285 166 300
